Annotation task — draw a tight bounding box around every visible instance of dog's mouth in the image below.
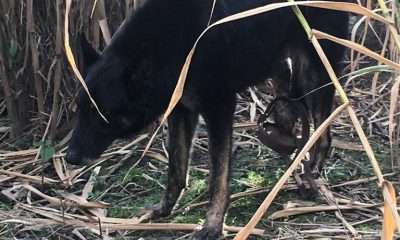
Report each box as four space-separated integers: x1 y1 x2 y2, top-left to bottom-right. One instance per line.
81 157 95 165
64 156 95 166
65 149 98 166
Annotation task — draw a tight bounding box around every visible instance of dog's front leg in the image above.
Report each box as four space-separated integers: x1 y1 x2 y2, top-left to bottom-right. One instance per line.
148 104 198 218
194 98 236 239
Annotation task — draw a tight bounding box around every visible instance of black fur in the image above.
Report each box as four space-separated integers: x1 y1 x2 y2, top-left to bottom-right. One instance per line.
65 1 348 238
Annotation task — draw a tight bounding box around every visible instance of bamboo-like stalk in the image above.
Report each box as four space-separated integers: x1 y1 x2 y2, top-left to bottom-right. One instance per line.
91 0 106 49
49 0 63 141
126 0 133 16
0 169 58 185
0 43 20 138
376 0 400 51
4 1 30 134
80 0 92 39
64 0 108 123
28 0 45 130
0 1 22 137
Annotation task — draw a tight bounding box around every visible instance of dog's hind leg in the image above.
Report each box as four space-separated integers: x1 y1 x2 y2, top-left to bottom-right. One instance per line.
149 104 198 218
304 89 332 192
194 97 236 239
299 62 335 192
310 94 333 173
309 53 343 174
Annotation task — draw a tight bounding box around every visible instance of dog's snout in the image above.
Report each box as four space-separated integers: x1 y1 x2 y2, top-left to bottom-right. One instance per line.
65 149 82 165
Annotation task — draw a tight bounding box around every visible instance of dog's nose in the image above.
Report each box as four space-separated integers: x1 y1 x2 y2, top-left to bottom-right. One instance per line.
65 150 82 165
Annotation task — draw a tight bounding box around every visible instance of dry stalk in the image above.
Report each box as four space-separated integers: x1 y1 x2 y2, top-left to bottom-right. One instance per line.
49 0 63 141
27 0 45 129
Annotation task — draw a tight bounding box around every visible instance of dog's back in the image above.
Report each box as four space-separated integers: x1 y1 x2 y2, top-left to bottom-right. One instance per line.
106 0 348 104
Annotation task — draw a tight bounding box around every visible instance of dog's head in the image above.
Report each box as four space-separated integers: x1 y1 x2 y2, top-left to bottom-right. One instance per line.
65 36 154 165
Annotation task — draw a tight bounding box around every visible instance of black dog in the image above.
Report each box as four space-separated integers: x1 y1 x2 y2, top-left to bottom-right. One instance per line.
65 1 348 238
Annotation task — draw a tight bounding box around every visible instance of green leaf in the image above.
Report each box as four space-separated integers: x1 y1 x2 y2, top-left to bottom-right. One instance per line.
396 1 400 27
35 140 55 162
41 146 55 162
8 39 18 59
340 65 394 80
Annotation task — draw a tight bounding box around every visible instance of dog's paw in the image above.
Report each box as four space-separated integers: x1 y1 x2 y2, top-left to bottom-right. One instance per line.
192 224 222 240
145 203 171 220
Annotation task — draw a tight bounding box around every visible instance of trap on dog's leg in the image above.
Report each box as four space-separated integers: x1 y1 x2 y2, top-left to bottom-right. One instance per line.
257 97 311 197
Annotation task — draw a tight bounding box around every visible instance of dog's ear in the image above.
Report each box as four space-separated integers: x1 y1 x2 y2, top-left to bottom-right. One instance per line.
80 34 100 72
